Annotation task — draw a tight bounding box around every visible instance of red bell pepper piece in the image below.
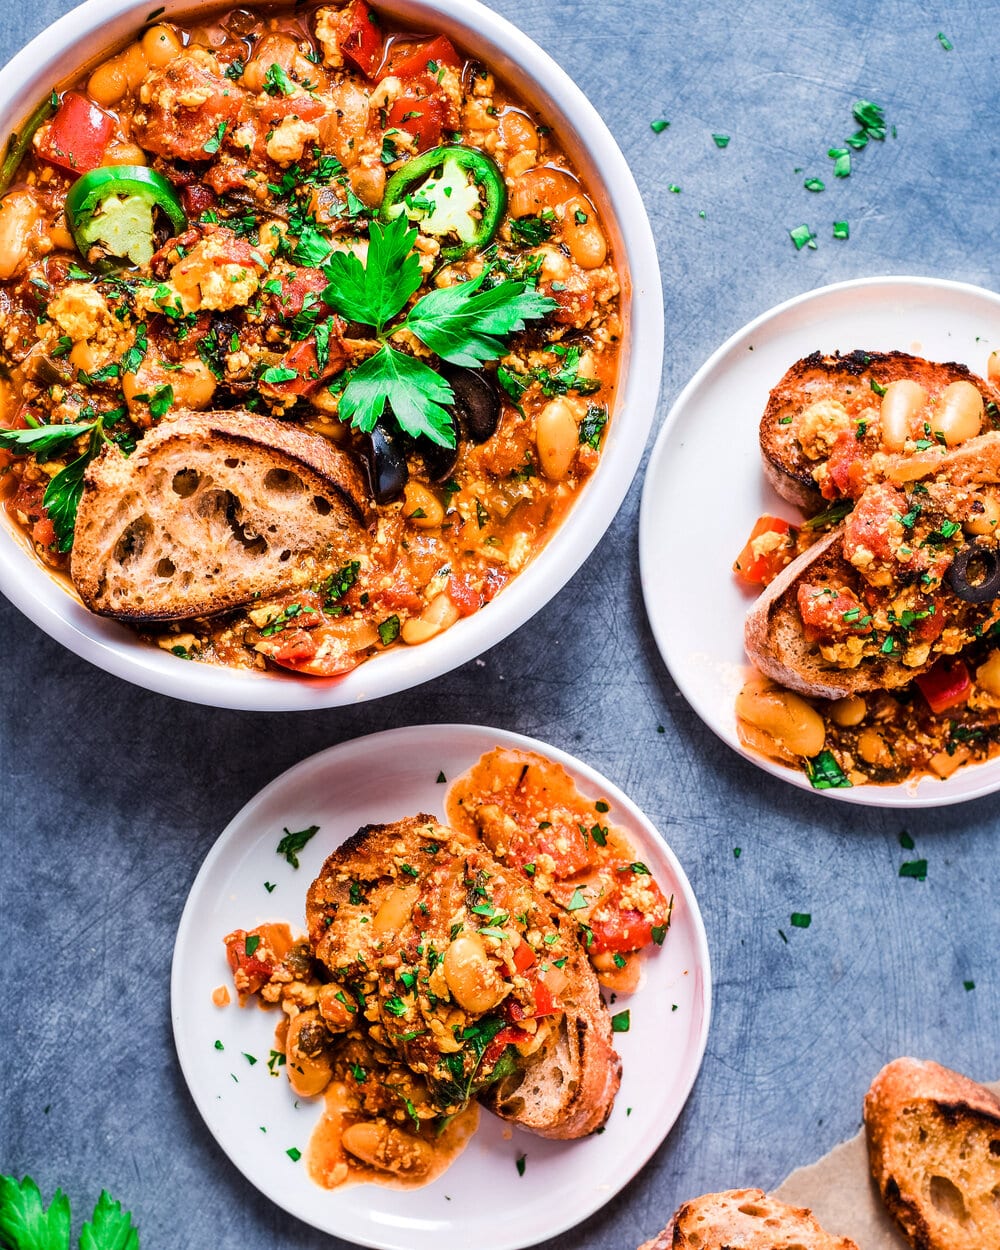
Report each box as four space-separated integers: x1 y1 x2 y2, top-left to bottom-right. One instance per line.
915 658 972 714
733 514 797 587
35 92 114 175
338 0 385 78
386 93 445 153
512 940 536 974
381 34 461 80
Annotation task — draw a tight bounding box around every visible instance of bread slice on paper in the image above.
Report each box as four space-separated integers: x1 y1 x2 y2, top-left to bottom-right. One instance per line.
865 1057 1000 1250
638 1187 859 1249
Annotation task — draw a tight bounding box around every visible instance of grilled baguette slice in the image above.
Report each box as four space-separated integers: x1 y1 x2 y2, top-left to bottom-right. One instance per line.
639 1188 859 1250
742 527 920 699
306 815 621 1140
865 1057 1000 1250
71 410 371 623
761 350 1000 511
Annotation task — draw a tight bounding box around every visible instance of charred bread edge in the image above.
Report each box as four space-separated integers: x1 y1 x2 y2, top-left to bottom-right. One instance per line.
759 351 999 511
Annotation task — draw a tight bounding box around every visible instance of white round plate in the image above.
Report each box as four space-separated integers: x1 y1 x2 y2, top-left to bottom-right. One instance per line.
0 0 662 712
171 724 711 1250
640 276 1000 809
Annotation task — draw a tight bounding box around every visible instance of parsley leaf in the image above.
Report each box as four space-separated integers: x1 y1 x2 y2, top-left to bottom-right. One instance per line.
276 824 320 869
403 273 557 368
292 225 335 268
79 1190 139 1250
805 750 852 790
322 215 422 334
339 345 456 446
263 63 296 96
0 422 93 460
0 1175 71 1250
44 422 108 552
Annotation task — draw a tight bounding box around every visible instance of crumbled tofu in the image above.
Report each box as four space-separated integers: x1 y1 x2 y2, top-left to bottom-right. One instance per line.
47 283 113 342
794 399 851 460
266 115 321 165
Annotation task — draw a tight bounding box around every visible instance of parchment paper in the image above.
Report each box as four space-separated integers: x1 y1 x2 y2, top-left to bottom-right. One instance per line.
773 1080 1000 1248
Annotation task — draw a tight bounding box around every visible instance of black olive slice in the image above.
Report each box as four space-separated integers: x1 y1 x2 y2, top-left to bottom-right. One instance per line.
947 543 1000 603
419 438 459 484
443 366 502 443
361 417 409 504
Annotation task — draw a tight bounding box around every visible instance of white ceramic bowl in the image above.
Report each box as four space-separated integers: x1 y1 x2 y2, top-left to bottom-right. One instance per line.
0 0 663 710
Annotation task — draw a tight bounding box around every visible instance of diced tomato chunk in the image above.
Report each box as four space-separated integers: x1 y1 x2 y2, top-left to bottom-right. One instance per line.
916 658 972 714
382 34 461 80
531 980 557 1017
842 483 906 566
338 0 385 77
512 940 536 973
266 267 328 318
386 92 444 153
733 514 797 587
587 867 672 955
482 1024 529 1067
796 583 867 641
35 92 114 175
180 183 218 219
223 926 290 994
31 517 56 548
446 573 482 618
274 630 319 664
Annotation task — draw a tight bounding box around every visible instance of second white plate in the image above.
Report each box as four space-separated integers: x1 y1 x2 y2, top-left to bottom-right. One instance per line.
640 275 1000 808
171 724 711 1250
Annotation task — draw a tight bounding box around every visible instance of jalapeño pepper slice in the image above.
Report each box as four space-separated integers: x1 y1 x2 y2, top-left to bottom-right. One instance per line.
381 145 506 260
66 165 186 267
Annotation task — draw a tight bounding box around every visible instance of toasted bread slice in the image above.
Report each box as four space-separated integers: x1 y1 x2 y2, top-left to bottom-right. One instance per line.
743 527 917 699
865 1057 1000 1250
639 1188 859 1250
306 816 620 1140
761 350 1000 511
71 410 371 623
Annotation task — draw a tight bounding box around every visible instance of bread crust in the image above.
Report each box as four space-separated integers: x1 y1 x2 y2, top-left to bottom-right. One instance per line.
306 816 621 1141
760 350 1000 511
71 410 372 622
639 1188 859 1249
865 1057 1000 1250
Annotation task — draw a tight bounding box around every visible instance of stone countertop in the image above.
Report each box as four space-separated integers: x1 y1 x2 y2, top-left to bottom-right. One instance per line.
1 1 997 1247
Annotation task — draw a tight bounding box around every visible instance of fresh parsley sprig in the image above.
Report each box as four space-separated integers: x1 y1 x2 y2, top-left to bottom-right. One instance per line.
0 1175 139 1250
0 419 109 552
319 215 556 447
0 422 94 460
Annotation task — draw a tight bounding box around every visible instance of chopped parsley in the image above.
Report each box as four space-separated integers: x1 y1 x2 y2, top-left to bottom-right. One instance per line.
515 1154 526 1176
790 912 811 929
805 750 852 790
712 133 730 148
286 1147 302 1162
789 224 818 251
275 823 320 869
378 615 401 645
611 1009 630 1033
202 121 227 155
899 858 928 881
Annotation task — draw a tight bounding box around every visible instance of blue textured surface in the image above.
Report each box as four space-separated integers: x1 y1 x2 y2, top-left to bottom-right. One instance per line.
1 0 998 1246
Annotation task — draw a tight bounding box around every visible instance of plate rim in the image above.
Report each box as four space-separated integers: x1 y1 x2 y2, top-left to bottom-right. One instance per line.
639 274 1000 810
169 723 713 1249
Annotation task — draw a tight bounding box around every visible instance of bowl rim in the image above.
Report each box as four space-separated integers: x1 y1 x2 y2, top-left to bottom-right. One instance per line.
0 0 664 711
